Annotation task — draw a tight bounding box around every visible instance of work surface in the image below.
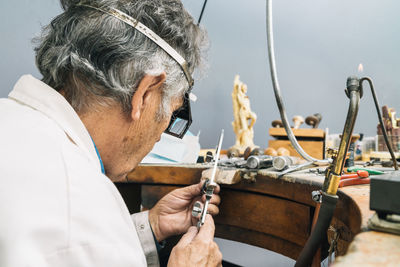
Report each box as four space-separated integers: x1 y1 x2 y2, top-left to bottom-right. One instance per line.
116 164 400 266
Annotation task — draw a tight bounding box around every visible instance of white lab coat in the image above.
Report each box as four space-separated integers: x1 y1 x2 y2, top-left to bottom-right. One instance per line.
0 75 159 267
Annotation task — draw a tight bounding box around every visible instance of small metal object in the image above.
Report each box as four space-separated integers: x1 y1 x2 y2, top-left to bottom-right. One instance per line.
192 201 203 218
277 161 315 178
273 156 294 171
246 155 273 169
234 160 248 168
311 191 322 203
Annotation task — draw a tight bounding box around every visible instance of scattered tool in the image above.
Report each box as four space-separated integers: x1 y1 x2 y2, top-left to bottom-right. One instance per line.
218 158 247 168
271 120 283 128
305 113 322 129
341 170 369 179
339 177 370 188
246 155 273 169
292 115 305 129
193 129 224 229
346 166 384 175
277 161 315 178
273 156 295 171
339 170 370 188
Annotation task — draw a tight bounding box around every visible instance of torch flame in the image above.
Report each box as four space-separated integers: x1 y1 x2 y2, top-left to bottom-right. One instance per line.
358 63 364 73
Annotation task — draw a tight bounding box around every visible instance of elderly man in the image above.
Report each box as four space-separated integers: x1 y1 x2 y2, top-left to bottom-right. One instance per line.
0 0 222 266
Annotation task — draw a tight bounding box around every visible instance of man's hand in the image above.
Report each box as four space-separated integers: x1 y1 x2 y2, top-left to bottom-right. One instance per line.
168 215 222 267
149 181 220 242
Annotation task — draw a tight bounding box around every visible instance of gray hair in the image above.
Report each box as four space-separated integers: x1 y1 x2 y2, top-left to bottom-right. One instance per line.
34 0 208 116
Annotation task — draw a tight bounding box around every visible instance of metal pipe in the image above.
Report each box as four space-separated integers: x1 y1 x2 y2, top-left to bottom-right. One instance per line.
322 77 362 194
296 77 362 267
266 0 329 164
360 77 398 170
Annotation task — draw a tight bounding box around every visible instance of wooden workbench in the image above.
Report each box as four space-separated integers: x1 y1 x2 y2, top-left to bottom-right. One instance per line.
114 164 400 266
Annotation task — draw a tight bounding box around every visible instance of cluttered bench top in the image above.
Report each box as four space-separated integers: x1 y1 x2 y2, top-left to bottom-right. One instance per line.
118 163 400 266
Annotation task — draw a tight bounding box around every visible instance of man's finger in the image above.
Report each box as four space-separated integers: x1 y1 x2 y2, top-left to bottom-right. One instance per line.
176 226 198 247
210 194 221 205
207 204 220 216
202 193 221 205
177 180 220 199
174 182 203 199
195 214 215 242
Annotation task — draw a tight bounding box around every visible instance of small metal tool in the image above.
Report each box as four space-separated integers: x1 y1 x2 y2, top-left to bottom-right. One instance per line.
192 201 203 218
277 161 315 178
194 129 224 229
273 156 295 171
246 155 273 169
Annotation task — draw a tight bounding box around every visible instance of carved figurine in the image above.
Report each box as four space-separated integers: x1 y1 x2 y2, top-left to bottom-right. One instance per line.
230 75 257 154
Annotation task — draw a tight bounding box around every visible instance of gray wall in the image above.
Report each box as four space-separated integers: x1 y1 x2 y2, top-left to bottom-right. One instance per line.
183 0 400 149
1 0 400 149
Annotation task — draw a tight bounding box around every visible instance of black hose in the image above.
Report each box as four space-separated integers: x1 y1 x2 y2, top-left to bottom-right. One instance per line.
197 0 208 25
295 192 338 267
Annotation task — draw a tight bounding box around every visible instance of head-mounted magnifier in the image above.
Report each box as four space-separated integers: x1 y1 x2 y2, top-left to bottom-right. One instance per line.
164 92 192 138
77 3 194 138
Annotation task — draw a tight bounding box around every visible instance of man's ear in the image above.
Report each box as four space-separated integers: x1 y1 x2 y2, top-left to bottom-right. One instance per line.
130 73 166 121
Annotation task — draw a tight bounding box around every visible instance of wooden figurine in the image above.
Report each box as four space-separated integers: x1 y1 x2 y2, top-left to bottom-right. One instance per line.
230 75 257 154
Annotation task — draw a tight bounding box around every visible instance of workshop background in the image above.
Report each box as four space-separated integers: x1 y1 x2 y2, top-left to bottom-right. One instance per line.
1 0 400 266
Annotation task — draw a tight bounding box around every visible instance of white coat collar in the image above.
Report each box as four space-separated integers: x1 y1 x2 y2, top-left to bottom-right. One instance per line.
8 74 101 171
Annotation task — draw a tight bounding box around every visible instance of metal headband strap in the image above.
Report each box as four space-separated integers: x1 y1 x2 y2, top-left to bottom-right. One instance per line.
77 3 194 88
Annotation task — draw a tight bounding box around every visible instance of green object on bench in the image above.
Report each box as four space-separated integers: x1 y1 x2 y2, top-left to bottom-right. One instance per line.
347 167 384 175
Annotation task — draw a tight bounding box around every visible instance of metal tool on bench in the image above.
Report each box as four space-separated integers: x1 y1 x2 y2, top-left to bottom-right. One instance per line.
346 166 385 175
270 155 314 177
192 129 224 229
246 155 273 169
277 161 315 178
339 170 370 188
272 156 295 171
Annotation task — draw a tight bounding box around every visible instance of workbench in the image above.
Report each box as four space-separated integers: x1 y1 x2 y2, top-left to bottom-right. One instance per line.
114 164 400 266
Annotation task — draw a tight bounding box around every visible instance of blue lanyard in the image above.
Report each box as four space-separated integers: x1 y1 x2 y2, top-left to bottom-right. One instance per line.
90 137 105 174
